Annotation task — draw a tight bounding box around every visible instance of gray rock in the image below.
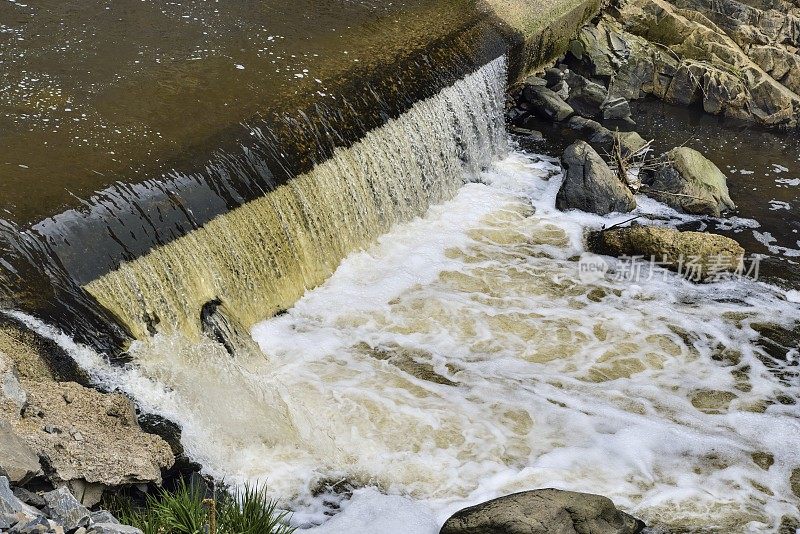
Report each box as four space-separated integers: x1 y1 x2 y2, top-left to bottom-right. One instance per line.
589 225 745 281
9 515 50 534
643 147 735 216
602 96 633 121
544 67 564 86
565 73 609 118
550 80 570 100
13 487 46 509
0 422 41 484
570 25 619 77
510 127 545 141
557 141 637 215
1 512 17 530
440 488 644 534
89 524 144 534
522 86 574 122
523 75 547 87
566 117 647 157
0 355 26 413
90 511 120 525
0 477 40 518
615 131 648 157
42 486 90 531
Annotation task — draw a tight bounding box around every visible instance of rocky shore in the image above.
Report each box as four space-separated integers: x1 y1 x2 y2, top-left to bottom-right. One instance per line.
0 316 176 533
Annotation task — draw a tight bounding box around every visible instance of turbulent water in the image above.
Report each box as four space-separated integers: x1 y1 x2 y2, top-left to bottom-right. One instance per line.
15 150 799 532
9 58 800 533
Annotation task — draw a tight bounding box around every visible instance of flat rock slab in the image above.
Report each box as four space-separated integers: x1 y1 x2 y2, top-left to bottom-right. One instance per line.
589 225 745 281
440 489 645 534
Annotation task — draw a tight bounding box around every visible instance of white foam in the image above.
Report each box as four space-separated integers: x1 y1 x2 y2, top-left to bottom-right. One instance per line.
14 150 800 534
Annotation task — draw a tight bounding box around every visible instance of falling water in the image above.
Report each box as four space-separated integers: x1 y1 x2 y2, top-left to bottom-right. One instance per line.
7 54 800 534
84 58 508 340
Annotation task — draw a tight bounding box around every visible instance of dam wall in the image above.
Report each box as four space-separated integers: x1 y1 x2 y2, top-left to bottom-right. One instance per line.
0 0 602 351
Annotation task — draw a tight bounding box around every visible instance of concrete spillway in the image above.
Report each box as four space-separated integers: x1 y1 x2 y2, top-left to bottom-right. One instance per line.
0 0 601 351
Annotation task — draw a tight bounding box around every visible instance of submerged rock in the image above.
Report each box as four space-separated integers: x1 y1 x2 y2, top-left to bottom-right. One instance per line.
522 85 575 121
589 225 745 281
440 488 645 534
643 147 735 216
557 141 637 215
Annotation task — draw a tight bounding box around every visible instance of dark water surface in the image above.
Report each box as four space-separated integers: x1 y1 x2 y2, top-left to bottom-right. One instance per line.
0 0 499 224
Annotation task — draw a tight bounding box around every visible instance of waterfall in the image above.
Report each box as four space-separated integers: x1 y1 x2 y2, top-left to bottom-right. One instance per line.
84 57 509 341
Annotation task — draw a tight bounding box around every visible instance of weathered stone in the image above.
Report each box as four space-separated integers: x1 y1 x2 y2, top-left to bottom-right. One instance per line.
0 422 41 485
550 80 570 100
523 75 548 87
589 225 745 281
602 96 633 121
544 67 564 86
12 488 45 510
522 86 575 121
557 141 637 215
0 353 26 414
0 477 40 518
42 486 91 531
565 72 609 118
566 118 647 157
7 381 173 490
643 147 735 216
571 25 619 76
89 524 144 534
90 511 120 525
9 515 51 534
440 489 644 534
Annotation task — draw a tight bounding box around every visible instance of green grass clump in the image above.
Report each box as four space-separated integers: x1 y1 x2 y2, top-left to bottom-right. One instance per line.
107 479 295 534
218 483 295 534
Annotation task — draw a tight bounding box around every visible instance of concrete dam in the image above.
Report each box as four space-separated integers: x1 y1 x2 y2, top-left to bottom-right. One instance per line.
0 0 601 352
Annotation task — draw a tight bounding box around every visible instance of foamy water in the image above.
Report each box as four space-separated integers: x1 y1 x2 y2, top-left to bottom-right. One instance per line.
13 150 800 533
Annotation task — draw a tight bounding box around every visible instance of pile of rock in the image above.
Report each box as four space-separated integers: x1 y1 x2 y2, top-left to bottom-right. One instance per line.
570 0 800 129
0 344 174 504
508 48 746 282
1 476 139 533
0 318 175 532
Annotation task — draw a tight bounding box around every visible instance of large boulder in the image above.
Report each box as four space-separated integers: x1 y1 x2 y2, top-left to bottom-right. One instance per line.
4 381 173 503
0 422 41 485
643 147 735 216
557 141 637 215
522 85 575 121
440 489 645 534
589 225 745 281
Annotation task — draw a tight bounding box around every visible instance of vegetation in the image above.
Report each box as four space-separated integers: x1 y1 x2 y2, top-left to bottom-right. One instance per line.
107 479 295 534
